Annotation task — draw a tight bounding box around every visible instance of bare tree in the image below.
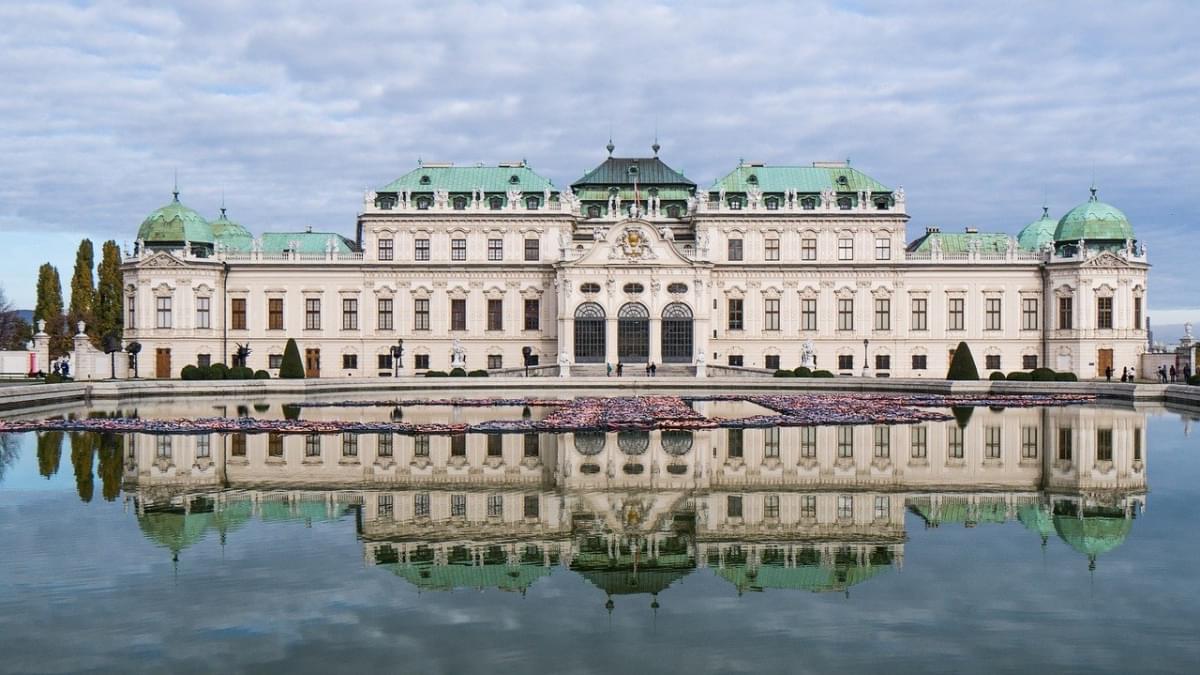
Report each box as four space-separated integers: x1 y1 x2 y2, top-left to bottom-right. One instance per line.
0 285 32 350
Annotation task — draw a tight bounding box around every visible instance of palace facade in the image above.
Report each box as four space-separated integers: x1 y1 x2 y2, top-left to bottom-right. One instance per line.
121 147 1149 378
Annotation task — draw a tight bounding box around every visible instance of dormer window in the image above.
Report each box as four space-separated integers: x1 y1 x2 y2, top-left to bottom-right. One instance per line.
525 195 540 209
628 165 638 176
453 196 467 210
419 175 431 185
747 174 758 184
416 196 432 210
765 197 779 210
509 174 520 184
837 175 849 187
728 198 742 210
666 205 680 218
801 197 816 210
489 196 504 210
587 205 602 218
377 196 395 210
837 196 852 210
874 197 890 210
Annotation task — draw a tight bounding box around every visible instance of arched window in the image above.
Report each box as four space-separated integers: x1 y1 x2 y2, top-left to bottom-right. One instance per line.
574 432 605 455
661 303 694 363
801 197 816 210
574 302 606 363
525 195 540 209
618 431 649 455
662 430 693 455
746 174 758 184
837 196 852 210
419 175 431 185
618 303 650 363
453 196 467 210
416 196 432 210
623 283 644 294
509 174 520 184
765 197 779 210
489 196 504 210
618 302 649 319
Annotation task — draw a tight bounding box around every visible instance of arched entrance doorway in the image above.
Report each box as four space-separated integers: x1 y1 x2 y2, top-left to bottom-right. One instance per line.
618 302 649 363
661 302 693 363
574 303 606 363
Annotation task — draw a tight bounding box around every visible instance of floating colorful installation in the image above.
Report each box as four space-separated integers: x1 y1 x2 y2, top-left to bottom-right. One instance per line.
0 393 1093 436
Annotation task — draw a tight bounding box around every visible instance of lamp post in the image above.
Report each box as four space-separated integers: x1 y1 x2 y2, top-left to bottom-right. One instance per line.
862 338 870 378
522 346 532 378
391 339 404 378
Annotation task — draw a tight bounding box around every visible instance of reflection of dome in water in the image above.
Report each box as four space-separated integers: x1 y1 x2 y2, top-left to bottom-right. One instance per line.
137 498 252 556
1052 509 1133 568
378 544 553 593
1018 504 1055 544
714 546 894 594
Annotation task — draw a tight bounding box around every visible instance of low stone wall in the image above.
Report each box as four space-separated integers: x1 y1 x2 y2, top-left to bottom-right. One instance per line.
1 375 1197 414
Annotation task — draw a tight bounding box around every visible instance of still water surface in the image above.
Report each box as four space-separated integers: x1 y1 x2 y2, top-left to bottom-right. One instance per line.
1 395 1198 674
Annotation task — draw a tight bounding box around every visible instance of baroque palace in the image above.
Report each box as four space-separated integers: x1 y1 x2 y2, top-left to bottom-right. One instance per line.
121 144 1149 378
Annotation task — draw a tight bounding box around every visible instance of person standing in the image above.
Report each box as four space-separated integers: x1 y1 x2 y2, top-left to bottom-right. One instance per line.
650 363 657 377
1105 365 1113 382
606 362 612 377
1121 366 1128 383
1170 365 1177 382
617 362 623 377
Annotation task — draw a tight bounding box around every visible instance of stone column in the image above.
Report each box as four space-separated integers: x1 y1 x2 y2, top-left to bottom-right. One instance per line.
649 318 662 365
73 322 92 380
32 320 49 375
606 317 619 367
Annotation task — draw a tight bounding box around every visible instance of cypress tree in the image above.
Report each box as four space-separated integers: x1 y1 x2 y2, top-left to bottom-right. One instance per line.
946 341 980 381
35 263 69 356
69 432 95 503
68 239 95 337
37 431 64 479
279 338 305 379
94 240 124 344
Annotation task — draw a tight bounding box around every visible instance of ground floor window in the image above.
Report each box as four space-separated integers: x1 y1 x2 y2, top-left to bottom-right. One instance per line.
765 354 780 370
488 355 503 369
838 355 854 370
912 354 927 370
727 355 743 367
342 354 358 369
1023 354 1038 369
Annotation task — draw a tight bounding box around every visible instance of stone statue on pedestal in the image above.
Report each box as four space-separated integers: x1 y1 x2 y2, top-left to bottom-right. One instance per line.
801 339 815 369
450 339 466 369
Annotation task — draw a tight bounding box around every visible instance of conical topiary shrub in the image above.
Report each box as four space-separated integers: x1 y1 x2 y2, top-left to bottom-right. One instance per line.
279 338 305 379
946 341 980 381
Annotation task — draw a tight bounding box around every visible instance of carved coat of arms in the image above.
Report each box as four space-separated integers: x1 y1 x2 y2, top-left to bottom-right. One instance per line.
612 227 657 260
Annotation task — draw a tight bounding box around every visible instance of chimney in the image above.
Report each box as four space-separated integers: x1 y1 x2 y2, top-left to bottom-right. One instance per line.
965 227 978 234
925 226 941 235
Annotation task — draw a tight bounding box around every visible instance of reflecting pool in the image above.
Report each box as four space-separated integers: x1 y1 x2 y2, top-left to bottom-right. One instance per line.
1 395 1199 673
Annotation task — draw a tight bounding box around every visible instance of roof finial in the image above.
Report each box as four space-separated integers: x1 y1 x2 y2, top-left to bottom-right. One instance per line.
606 136 614 156
1042 205 1049 219
220 187 226 218
172 169 179 202
1089 184 1098 202
652 121 660 156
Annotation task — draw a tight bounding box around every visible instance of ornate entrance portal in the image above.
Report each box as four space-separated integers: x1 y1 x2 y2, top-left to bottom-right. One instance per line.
661 302 693 363
574 303 606 363
618 303 650 363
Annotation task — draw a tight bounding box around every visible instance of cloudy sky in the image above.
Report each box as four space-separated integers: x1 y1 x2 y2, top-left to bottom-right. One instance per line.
1 0 1197 321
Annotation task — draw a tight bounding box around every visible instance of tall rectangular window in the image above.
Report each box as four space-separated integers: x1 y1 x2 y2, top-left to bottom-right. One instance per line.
801 238 817 260
377 433 393 457
837 426 854 458
1057 427 1073 461
268 298 284 330
912 354 927 370
985 427 1001 459
378 298 393 331
728 239 743 261
127 296 136 329
764 427 780 458
196 435 210 458
342 298 358 330
728 298 744 330
414 299 430 330
727 495 743 518
838 298 854 331
875 237 891 260
231 434 247 457
450 238 466 261
524 239 539 261
196 297 212 329
305 434 321 457
948 297 965 331
378 495 394 518
156 297 172 329
451 299 467 331
1097 429 1113 461
799 427 817 458
1096 296 1113 329
801 298 817 331
229 298 246 330
837 495 854 519
414 493 430 518
378 354 392 371
487 299 503 331
873 426 890 458
727 428 743 458
1022 298 1039 330
874 496 890 520
342 433 358 457
874 298 891 331
764 238 780 261
765 494 780 519
487 434 503 457
451 494 466 517
267 434 282 457
1021 426 1038 459
305 298 321 330
911 297 928 331
911 426 927 458
378 238 393 261
800 494 817 518
1134 296 1143 331
488 354 504 369
985 298 1002 330
487 494 504 518
487 238 503 261
764 298 780 331
524 433 539 458
413 435 430 457
1058 297 1073 330
524 298 540 331
414 238 430 261
838 237 854 260
524 495 539 518
450 434 466 457
948 427 964 459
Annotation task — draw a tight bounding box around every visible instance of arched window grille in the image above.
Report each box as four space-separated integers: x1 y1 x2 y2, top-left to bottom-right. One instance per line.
661 302 694 363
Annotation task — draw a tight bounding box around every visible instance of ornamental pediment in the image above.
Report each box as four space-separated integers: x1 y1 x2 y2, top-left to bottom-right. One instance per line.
138 252 188 269
565 219 697 268
1081 251 1136 269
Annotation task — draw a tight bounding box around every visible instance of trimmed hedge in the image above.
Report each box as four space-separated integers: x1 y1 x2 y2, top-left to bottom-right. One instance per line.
1031 368 1056 382
1054 372 1078 382
946 341 980 380
208 364 226 380
468 369 489 377
45 373 73 384
1006 371 1032 381
1189 375 1200 386
424 370 448 377
792 366 812 378
989 372 1006 381
774 369 795 377
181 365 199 381
280 338 305 379
449 367 467 377
811 369 835 378
254 370 271 380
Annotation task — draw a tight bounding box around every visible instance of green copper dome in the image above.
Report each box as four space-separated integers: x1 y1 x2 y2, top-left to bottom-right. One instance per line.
1017 207 1057 250
137 192 214 245
210 207 253 252
1053 510 1132 567
1053 188 1133 243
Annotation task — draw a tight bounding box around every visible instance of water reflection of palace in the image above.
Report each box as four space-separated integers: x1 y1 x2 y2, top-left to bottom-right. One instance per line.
117 405 1148 601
